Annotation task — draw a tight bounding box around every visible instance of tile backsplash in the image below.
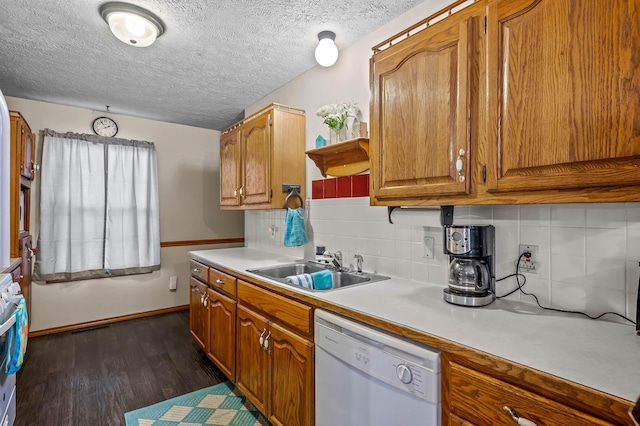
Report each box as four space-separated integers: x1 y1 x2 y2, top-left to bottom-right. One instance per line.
245 198 640 325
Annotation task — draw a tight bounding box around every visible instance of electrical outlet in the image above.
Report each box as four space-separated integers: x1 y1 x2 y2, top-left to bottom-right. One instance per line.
518 244 538 273
169 276 177 291
423 236 435 259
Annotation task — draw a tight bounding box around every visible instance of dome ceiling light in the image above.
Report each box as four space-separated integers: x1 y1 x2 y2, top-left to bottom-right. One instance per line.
100 2 165 47
315 31 338 67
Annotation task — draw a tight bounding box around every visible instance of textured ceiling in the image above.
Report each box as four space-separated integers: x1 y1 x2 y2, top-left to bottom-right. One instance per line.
0 0 422 130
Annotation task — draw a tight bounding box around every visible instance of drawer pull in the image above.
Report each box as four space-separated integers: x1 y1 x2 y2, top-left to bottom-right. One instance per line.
193 268 201 273
503 406 537 426
216 279 225 285
259 328 266 346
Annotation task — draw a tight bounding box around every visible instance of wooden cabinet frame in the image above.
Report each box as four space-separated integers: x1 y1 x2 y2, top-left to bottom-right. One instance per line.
369 0 640 206
219 103 306 210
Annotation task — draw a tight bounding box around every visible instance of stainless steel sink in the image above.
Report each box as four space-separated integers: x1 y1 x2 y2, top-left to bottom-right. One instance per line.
247 261 390 291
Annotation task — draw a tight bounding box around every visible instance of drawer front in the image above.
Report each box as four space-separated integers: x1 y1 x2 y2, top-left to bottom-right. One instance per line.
237 280 312 336
449 362 611 426
190 260 209 283
209 268 237 298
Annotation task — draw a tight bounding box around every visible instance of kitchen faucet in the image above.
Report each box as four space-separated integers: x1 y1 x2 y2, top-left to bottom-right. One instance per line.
354 254 363 273
323 250 342 270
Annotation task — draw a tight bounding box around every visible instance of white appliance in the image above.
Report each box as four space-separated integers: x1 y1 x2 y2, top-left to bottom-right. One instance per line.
0 273 22 426
0 89 10 269
315 310 441 426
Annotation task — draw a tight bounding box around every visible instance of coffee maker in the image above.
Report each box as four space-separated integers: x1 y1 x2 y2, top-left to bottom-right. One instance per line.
443 225 495 307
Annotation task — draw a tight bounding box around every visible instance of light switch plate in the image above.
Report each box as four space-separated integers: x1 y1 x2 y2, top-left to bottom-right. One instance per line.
169 276 177 291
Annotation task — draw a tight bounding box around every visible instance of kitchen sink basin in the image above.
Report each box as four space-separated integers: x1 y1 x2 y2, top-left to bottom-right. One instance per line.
247 261 390 291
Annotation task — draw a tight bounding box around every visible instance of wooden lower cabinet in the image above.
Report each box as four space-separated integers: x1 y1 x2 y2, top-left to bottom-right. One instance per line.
236 305 269 414
236 292 314 426
189 277 208 350
448 362 613 426
206 288 236 381
268 321 314 426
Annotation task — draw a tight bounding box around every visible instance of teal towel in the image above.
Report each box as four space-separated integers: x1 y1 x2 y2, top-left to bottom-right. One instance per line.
6 295 28 374
311 269 333 290
284 208 308 247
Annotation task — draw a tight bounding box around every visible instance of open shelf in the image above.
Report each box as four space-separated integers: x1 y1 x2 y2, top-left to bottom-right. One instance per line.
305 138 370 177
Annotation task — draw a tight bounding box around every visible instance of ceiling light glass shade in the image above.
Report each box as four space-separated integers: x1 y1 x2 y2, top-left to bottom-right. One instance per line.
100 2 165 48
315 31 338 67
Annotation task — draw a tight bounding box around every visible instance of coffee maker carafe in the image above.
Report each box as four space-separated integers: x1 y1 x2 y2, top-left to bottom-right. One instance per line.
443 225 495 307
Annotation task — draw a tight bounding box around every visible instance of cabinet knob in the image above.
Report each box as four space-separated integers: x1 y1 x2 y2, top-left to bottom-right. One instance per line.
215 279 224 285
503 406 537 426
456 148 466 183
259 328 267 347
239 187 244 197
193 268 200 273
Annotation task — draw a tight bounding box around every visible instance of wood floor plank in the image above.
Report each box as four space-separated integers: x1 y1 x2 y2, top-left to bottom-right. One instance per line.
15 310 223 426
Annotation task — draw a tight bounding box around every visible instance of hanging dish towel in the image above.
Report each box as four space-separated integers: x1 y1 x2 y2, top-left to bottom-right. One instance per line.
6 295 28 374
284 208 308 247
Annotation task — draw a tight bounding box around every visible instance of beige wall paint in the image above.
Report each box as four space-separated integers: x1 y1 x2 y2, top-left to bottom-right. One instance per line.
6 97 244 331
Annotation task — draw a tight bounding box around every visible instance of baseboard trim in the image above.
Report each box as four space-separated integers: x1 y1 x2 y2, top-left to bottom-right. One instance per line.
29 305 189 337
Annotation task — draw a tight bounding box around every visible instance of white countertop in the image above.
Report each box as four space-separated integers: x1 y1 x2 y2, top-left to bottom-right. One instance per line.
190 247 640 402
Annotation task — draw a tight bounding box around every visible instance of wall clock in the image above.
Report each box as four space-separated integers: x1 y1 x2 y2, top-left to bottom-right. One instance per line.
92 116 118 137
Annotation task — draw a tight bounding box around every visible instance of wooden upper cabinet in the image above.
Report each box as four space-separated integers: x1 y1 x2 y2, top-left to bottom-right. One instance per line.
219 103 306 210
370 12 479 203
488 0 640 193
241 113 271 206
220 128 241 207
21 129 34 180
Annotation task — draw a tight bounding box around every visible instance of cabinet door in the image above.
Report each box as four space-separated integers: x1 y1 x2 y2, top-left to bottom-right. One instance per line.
20 123 33 180
488 0 640 192
19 235 32 325
268 322 314 426
220 128 241 207
189 277 208 350
206 288 236 381
370 15 476 201
241 113 271 206
236 305 269 414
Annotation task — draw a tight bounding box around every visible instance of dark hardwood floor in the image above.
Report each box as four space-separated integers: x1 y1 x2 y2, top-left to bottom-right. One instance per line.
16 310 226 426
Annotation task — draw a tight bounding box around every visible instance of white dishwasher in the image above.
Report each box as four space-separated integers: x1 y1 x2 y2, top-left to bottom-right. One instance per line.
315 310 441 426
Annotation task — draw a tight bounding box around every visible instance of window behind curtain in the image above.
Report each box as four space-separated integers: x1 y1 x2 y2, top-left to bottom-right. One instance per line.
35 129 160 281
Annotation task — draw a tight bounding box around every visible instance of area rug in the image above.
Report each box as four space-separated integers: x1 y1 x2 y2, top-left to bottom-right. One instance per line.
124 381 271 426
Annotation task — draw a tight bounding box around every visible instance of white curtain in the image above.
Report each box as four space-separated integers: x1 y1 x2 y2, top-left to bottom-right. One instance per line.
35 130 160 281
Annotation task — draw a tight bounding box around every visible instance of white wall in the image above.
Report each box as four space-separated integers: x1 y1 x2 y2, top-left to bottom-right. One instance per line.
244 0 639 325
6 97 245 331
